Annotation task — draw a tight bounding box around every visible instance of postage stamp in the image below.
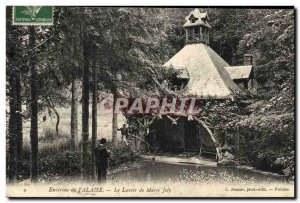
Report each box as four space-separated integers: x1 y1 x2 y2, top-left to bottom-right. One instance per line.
12 6 53 25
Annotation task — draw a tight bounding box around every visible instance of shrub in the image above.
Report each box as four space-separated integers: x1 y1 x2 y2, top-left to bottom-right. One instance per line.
274 151 294 181
16 139 137 181
40 128 55 141
236 113 294 178
38 142 81 176
106 141 136 166
18 141 81 180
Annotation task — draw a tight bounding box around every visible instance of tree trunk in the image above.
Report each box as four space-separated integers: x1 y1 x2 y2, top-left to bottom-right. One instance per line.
46 97 60 137
53 107 60 137
137 129 148 152
29 26 38 182
234 128 240 154
8 71 17 182
91 57 97 180
81 34 90 180
7 6 22 182
15 70 23 177
112 92 118 145
70 76 78 150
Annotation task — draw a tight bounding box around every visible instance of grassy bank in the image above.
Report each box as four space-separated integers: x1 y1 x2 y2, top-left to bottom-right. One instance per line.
16 130 137 181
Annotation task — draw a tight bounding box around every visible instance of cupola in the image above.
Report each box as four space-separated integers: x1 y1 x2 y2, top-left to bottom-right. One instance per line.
183 9 211 44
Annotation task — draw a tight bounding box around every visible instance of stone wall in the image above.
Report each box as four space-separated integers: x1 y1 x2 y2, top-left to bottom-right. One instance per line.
151 116 216 154
153 117 185 153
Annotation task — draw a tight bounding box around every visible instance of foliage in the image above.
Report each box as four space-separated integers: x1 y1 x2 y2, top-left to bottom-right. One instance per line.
208 8 254 65
17 139 136 181
237 9 294 95
275 150 294 181
176 169 254 184
107 142 136 166
17 141 81 180
235 89 294 178
191 9 294 179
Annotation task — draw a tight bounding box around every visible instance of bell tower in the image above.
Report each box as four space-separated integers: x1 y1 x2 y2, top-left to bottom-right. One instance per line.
183 9 211 44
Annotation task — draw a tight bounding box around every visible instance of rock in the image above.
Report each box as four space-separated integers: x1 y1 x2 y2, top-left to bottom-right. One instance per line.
220 144 235 153
218 159 235 166
224 151 235 160
18 179 31 185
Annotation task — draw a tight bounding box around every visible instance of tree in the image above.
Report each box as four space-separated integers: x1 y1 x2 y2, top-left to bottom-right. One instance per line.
6 6 27 182
237 9 294 95
71 76 79 150
28 26 39 182
126 115 156 152
15 65 23 176
6 6 65 182
58 7 83 149
28 12 58 180
7 60 17 182
90 8 175 145
52 8 81 141
235 9 295 175
6 7 18 182
81 26 91 181
73 8 176 177
207 8 253 65
111 92 118 145
91 45 98 179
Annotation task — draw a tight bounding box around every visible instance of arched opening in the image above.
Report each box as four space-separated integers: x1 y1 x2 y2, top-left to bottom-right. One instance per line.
149 117 217 159
184 120 216 158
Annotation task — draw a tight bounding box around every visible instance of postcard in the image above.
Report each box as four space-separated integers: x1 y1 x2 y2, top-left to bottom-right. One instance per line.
6 6 295 198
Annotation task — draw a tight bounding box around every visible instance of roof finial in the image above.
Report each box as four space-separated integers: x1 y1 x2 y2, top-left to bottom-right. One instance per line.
183 9 211 45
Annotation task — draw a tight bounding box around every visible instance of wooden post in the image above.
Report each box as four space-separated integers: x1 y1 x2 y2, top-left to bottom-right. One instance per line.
199 138 203 157
207 30 209 44
192 27 195 42
197 126 202 156
185 29 188 43
200 27 202 42
234 127 240 153
204 28 207 44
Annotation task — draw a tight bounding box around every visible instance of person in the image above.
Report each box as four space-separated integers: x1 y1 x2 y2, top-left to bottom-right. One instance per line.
118 124 129 144
94 138 110 183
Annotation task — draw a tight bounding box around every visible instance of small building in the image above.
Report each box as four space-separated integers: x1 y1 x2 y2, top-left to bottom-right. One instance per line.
150 9 254 157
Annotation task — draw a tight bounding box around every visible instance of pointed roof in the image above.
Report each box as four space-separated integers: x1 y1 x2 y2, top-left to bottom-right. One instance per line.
183 9 211 28
164 43 242 99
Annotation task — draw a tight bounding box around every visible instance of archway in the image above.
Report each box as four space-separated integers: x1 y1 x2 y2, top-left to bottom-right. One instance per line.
184 119 217 158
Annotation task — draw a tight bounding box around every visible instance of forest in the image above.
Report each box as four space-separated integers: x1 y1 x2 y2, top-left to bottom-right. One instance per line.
6 7 294 183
